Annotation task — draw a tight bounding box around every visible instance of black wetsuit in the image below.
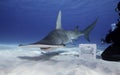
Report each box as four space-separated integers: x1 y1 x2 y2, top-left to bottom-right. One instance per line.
101 23 120 61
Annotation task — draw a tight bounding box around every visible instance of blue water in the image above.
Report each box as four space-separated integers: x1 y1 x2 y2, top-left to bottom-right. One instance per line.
0 0 119 46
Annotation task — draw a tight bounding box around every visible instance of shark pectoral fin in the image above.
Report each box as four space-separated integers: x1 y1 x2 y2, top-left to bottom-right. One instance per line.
56 10 62 29
83 18 98 42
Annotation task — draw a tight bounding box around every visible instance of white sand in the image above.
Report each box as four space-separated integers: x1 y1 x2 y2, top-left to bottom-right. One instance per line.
0 44 120 75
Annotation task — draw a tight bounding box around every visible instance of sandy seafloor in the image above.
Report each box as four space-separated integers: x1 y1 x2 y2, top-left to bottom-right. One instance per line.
0 44 120 75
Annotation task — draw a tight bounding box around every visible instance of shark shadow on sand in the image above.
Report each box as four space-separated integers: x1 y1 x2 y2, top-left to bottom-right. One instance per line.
18 51 66 61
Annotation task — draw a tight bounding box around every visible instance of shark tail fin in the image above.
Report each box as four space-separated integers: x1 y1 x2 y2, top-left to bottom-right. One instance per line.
56 10 62 29
82 18 98 42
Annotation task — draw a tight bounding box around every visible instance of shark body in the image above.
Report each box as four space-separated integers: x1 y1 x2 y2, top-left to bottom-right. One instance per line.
20 11 98 50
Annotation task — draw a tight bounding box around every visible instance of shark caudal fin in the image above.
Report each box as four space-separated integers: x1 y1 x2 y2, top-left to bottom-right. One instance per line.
56 10 62 29
82 18 98 41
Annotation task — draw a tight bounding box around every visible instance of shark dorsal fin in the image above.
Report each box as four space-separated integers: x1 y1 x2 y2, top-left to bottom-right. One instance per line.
56 10 62 29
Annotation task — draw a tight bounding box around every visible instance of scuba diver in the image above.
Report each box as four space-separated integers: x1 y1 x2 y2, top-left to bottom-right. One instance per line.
101 1 120 61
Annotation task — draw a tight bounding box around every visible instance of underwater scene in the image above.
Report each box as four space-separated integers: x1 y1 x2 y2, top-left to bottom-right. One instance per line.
0 0 120 75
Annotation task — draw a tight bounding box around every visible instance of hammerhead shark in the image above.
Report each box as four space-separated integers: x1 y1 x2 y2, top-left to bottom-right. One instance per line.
20 11 98 50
